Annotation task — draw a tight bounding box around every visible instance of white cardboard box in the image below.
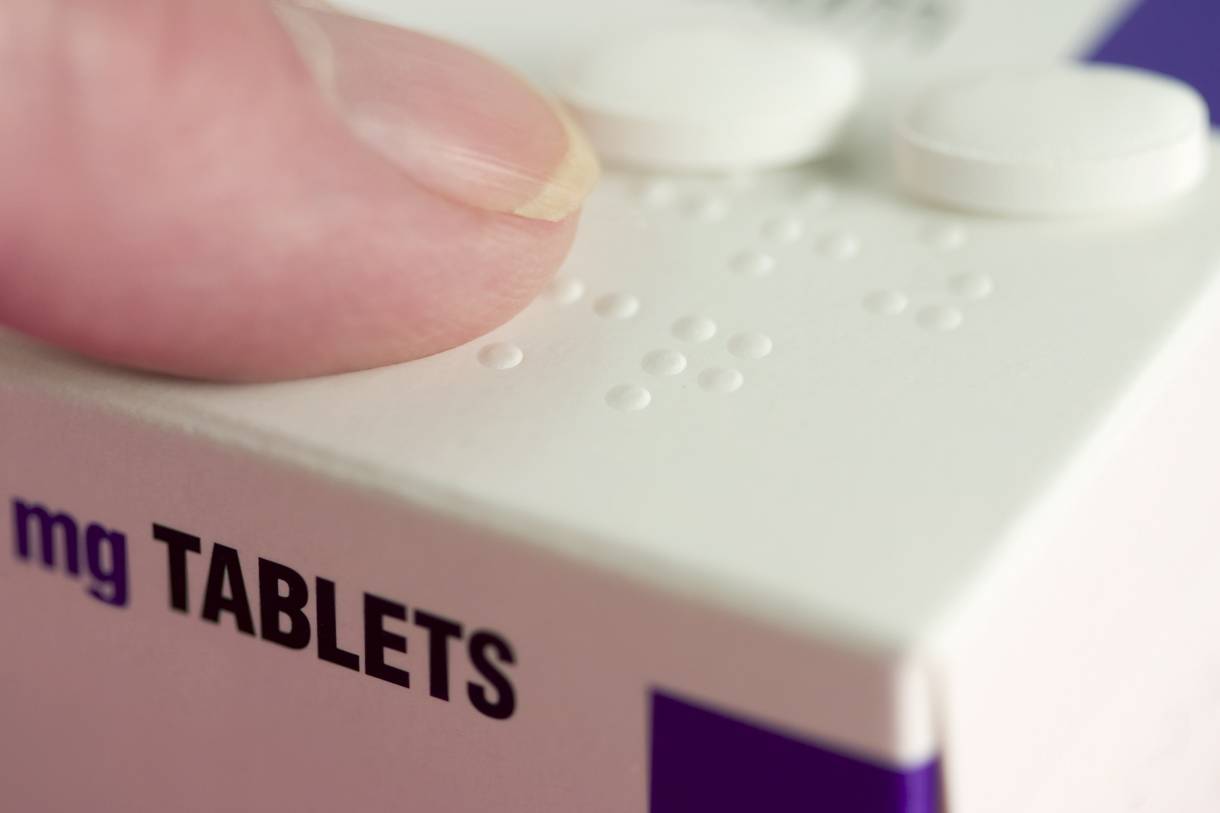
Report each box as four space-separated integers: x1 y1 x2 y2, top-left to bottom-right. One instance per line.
3 0 1220 810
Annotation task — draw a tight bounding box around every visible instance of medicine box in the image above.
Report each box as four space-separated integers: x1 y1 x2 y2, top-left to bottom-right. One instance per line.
3 0 1220 810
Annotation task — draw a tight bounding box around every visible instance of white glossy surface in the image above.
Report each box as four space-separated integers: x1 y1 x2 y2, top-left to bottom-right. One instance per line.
3 0 1219 783
6 151 1219 650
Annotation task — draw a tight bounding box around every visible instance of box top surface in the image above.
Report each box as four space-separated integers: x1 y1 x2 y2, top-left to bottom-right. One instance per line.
5 0 1219 651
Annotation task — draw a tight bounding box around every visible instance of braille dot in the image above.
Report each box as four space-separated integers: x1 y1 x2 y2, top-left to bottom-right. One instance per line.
818 231 860 260
672 315 718 342
762 215 805 243
638 178 677 207
948 271 994 300
543 277 585 305
802 182 836 209
731 250 776 277
864 290 909 315
606 384 652 412
923 221 968 250
727 332 773 360
684 195 730 222
700 367 744 394
594 293 641 320
478 342 524 370
643 349 688 376
916 304 964 332
724 171 758 189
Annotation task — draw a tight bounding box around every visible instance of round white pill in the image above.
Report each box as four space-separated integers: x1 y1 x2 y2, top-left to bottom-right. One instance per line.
558 21 862 171
895 64 1210 216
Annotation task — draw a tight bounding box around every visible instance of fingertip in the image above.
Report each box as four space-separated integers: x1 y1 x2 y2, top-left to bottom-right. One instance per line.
0 1 588 381
275 3 601 223
203 210 582 382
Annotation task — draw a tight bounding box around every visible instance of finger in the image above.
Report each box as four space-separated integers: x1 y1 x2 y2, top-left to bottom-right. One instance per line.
0 0 599 380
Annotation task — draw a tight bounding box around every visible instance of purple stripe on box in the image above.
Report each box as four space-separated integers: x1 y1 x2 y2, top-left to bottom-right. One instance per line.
1088 0 1220 126
649 691 941 813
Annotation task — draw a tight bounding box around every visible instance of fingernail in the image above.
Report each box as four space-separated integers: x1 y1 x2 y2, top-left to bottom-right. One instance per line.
272 2 600 221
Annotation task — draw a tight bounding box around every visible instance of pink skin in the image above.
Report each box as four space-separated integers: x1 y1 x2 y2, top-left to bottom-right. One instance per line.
0 1 581 381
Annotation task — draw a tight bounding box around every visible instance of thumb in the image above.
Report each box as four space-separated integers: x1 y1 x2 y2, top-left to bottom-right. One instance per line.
0 1 599 381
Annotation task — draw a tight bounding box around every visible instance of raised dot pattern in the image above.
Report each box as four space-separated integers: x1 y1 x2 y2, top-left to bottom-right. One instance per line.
594 293 641 320
857 223 995 334
916 304 964 332
673 315 718 343
949 271 994 300
819 231 860 260
532 177 998 413
802 182 835 209
922 221 967 251
684 195 729 222
762 215 804 243
643 349 687 376
731 250 776 278
544 277 585 306
638 178 676 207
700 367 744 394
478 342 524 370
604 313 774 411
728 332 773 360
606 384 652 412
864 290 909 316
